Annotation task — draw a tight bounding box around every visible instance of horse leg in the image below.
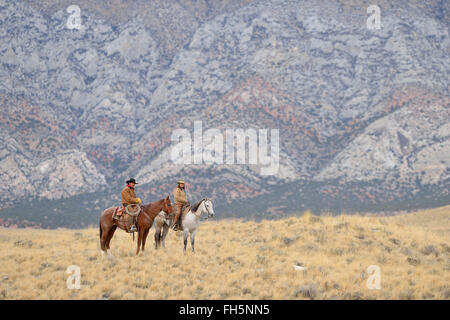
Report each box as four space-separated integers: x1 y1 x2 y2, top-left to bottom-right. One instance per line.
158 229 163 248
183 230 189 253
161 224 169 248
136 228 143 255
106 225 117 252
190 229 197 253
154 226 160 250
100 223 110 254
141 227 150 252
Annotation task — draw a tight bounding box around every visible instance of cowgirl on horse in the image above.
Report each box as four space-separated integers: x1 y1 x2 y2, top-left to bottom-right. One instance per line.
172 179 190 231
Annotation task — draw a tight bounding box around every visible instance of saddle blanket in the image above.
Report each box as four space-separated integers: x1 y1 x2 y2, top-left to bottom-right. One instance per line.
113 207 125 220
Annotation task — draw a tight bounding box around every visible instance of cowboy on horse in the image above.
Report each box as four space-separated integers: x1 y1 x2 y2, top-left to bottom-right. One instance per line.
172 179 190 231
119 178 142 232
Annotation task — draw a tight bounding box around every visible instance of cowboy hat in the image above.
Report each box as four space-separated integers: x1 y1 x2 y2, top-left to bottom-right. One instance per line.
126 178 139 184
177 179 185 184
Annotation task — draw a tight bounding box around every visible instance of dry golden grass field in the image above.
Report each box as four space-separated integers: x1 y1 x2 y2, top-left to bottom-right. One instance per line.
0 206 449 300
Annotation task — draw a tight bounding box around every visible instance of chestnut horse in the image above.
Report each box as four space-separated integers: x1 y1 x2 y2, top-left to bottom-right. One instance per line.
99 196 173 255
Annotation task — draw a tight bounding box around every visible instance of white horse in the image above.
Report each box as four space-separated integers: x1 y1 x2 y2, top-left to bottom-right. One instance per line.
154 198 215 252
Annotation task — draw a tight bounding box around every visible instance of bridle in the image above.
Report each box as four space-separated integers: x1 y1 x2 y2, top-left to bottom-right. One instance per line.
193 199 213 219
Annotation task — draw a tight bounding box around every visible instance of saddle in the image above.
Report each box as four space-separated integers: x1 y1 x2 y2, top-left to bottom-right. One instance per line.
113 206 125 218
172 204 191 231
113 206 138 233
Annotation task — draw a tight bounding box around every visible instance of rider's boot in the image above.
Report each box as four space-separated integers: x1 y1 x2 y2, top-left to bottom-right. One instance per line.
172 205 182 231
172 216 183 231
129 217 137 232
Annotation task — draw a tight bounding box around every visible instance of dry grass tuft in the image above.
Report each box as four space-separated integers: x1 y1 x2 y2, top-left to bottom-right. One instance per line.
0 205 449 299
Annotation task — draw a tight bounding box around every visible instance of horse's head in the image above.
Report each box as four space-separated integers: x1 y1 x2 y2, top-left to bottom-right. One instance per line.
162 195 173 214
203 198 215 219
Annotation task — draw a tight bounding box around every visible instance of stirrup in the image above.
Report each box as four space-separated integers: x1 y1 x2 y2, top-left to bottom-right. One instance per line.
129 225 137 232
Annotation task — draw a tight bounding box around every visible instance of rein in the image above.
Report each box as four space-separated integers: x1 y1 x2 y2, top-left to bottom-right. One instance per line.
192 199 211 220
191 200 203 218
140 202 169 221
140 204 156 221
140 206 152 221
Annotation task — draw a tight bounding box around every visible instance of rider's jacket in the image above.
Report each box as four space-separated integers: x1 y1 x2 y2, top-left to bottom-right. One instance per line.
173 187 188 205
121 185 139 207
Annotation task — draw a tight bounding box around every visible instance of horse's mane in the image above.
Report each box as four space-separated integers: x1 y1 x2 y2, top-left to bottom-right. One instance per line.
142 198 164 210
190 199 205 213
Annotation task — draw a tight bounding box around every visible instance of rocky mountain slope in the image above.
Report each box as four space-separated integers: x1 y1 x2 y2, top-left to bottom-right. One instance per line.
0 0 449 228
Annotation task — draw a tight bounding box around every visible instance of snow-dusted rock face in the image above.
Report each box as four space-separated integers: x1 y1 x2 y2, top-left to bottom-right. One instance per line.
0 0 448 226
